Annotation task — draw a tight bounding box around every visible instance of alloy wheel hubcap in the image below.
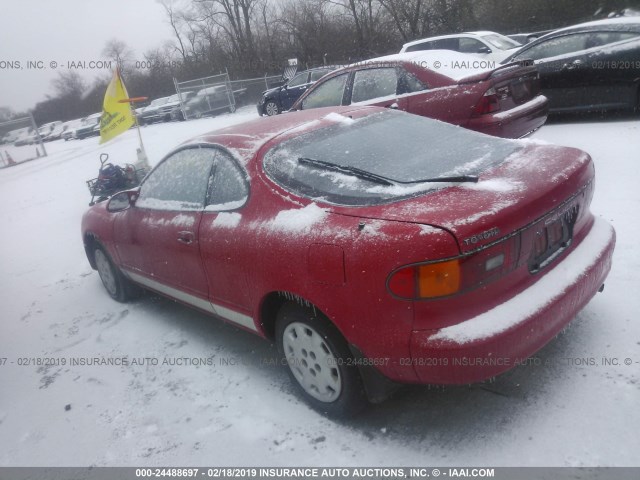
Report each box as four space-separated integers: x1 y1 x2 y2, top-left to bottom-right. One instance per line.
266 102 278 116
95 250 117 296
282 322 341 402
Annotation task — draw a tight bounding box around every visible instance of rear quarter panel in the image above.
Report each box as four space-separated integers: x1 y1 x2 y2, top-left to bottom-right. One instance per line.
238 170 461 381
404 63 486 125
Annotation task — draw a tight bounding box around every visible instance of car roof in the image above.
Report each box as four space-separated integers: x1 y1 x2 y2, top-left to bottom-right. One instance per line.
355 50 496 80
181 106 381 165
464 31 501 36
296 66 335 73
542 16 640 36
402 31 500 48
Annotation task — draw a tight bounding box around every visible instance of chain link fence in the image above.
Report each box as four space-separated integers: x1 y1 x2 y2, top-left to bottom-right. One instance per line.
228 74 285 108
173 72 285 120
173 72 237 121
0 114 47 168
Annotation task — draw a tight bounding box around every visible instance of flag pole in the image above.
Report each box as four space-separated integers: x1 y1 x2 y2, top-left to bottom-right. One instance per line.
119 96 150 171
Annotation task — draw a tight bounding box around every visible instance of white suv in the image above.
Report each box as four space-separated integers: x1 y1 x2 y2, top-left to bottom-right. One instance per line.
400 31 522 62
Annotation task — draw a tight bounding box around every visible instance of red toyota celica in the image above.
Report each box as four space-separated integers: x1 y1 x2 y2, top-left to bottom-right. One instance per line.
82 106 615 416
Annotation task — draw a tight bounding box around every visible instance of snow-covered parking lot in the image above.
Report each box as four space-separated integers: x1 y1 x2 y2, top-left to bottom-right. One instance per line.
0 107 638 466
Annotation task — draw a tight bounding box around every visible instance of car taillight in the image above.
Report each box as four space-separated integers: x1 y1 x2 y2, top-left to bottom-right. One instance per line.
473 87 500 116
387 236 519 300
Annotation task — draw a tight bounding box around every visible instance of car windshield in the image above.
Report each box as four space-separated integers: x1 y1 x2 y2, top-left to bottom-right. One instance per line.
151 98 168 106
482 34 522 49
263 110 519 206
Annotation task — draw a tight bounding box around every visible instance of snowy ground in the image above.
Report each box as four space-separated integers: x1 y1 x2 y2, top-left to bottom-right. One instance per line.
0 106 638 467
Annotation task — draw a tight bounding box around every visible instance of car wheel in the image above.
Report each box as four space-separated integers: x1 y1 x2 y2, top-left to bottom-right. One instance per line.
94 245 140 302
265 101 280 116
276 302 367 417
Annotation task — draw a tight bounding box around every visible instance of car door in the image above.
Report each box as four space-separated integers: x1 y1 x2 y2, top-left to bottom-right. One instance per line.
347 67 409 111
299 72 350 110
113 147 215 301
281 72 311 110
512 33 601 110
581 31 640 108
198 149 254 322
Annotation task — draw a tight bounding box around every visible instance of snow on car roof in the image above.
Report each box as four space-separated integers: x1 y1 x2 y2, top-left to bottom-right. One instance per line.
185 107 372 164
464 30 501 36
402 32 492 47
361 50 496 80
548 16 640 35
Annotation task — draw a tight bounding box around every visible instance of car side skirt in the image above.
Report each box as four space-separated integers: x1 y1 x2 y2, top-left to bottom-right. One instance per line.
124 269 258 332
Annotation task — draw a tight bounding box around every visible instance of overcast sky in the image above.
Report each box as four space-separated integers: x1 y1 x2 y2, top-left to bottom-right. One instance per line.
0 0 175 112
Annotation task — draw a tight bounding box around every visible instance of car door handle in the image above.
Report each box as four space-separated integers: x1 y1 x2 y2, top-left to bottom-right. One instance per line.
385 102 399 109
177 231 195 245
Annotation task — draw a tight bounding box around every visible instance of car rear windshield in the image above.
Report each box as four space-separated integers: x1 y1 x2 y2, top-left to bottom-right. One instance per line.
263 110 520 206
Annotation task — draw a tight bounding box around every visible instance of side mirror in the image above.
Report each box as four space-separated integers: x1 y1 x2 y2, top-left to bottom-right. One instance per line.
477 46 492 54
107 190 138 212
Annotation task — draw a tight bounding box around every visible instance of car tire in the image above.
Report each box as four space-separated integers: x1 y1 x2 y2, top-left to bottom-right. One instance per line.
275 302 367 417
94 245 140 302
265 101 280 116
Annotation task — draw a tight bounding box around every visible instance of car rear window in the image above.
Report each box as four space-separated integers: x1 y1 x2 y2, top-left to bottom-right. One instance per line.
263 110 519 206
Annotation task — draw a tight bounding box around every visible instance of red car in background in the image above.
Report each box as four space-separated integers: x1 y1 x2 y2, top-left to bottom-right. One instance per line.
291 50 548 138
82 106 614 416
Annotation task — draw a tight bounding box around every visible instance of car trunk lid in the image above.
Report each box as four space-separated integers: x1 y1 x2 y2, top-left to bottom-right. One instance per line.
462 62 542 114
333 143 594 255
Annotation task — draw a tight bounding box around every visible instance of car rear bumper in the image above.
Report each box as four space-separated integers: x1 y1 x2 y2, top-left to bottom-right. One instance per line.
467 94 549 138
408 217 615 384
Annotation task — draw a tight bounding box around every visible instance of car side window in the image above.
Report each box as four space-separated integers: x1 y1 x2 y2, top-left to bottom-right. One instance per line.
206 150 249 211
397 69 428 94
351 68 398 103
137 148 214 211
301 73 349 109
459 38 487 54
405 41 435 52
514 33 594 61
310 69 330 82
586 31 639 48
287 73 309 88
434 38 459 50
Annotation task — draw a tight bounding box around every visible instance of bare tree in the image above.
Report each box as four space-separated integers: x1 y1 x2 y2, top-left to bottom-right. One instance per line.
194 0 260 66
378 0 427 42
51 71 87 98
102 39 134 72
0 107 15 122
159 0 190 63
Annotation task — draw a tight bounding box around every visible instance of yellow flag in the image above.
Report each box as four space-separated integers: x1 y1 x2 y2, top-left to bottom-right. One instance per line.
99 68 135 144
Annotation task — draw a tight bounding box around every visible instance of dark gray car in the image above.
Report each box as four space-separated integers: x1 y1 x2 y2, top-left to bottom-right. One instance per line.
503 18 640 113
257 67 336 116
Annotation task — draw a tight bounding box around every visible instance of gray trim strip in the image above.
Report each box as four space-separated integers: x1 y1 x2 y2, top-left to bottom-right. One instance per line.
125 270 257 331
